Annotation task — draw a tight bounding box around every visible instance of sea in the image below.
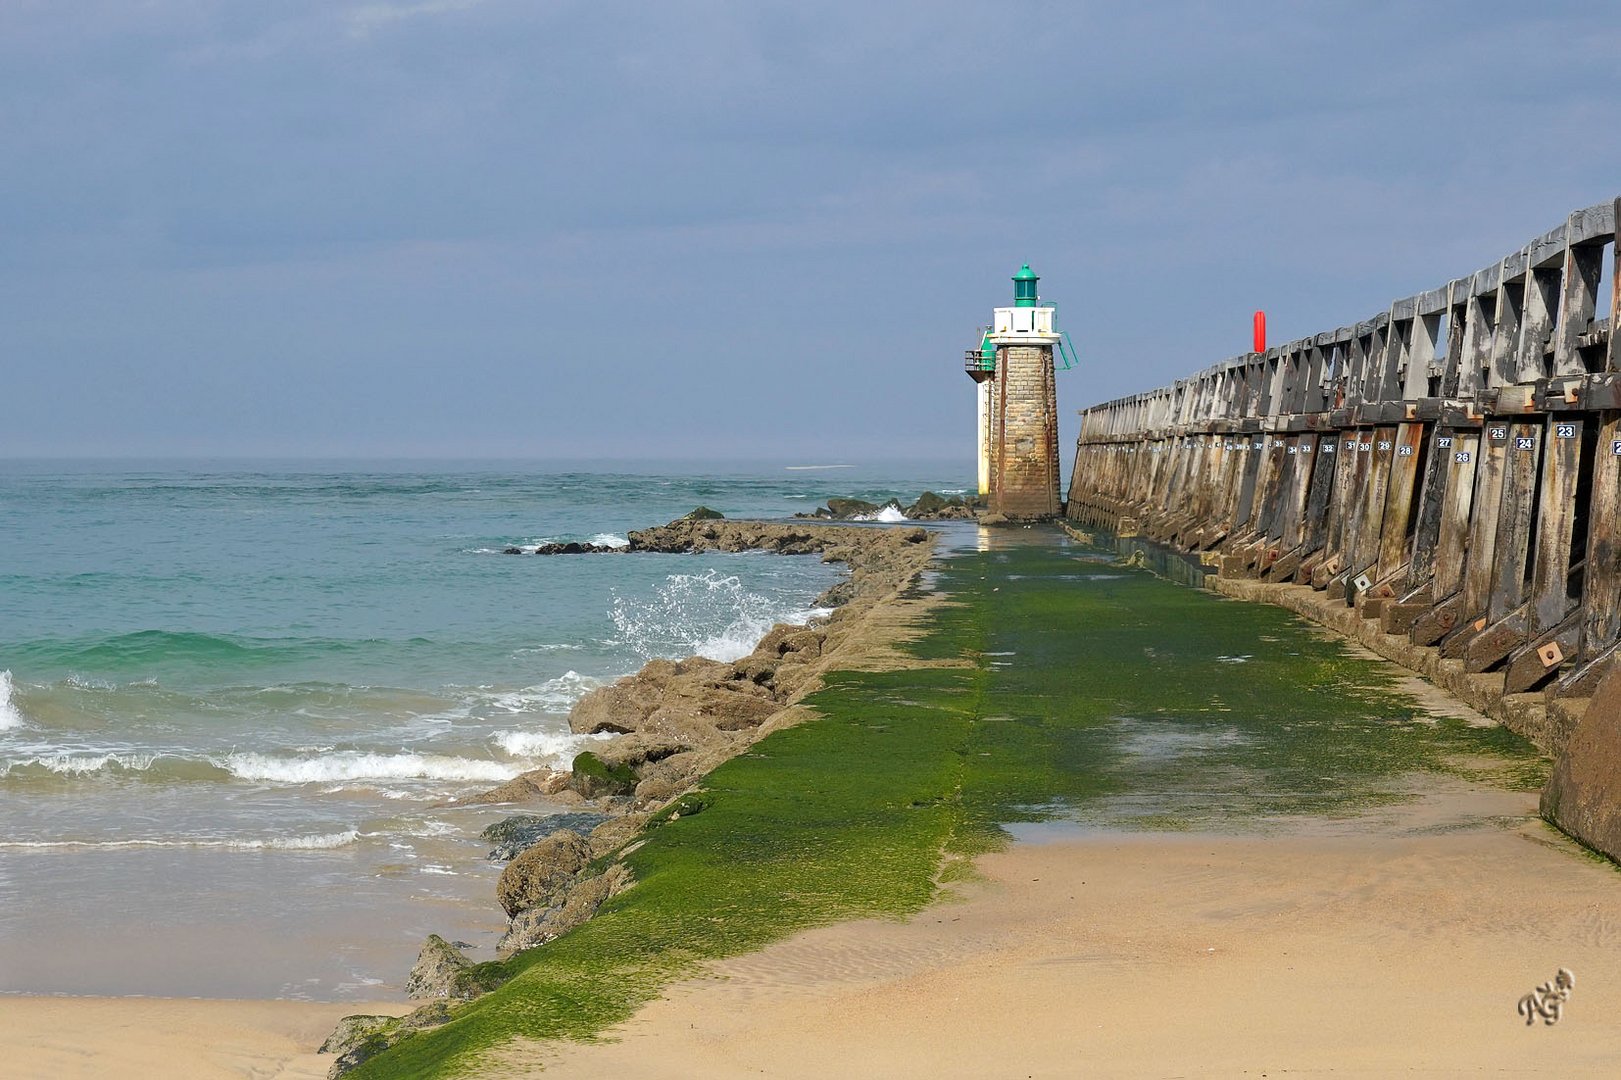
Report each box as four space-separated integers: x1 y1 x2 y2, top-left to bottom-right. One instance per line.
0 458 966 1000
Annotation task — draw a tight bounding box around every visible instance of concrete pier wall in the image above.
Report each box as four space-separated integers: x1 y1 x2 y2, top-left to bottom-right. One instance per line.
1064 197 1621 860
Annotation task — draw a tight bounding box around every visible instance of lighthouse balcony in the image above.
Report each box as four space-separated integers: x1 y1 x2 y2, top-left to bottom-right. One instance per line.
965 350 994 381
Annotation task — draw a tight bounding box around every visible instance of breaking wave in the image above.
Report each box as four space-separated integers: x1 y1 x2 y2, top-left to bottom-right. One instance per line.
0 752 231 782
222 752 518 784
492 728 608 762
0 670 24 731
0 830 360 852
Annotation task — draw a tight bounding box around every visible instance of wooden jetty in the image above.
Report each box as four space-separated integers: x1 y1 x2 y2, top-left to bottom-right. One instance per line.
1067 198 1621 759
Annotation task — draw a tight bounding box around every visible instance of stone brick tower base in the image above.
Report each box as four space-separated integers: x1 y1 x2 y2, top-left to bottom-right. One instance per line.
989 343 1061 520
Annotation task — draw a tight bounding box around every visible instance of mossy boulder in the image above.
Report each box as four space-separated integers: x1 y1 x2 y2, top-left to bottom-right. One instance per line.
681 506 725 520
569 749 639 797
498 863 634 955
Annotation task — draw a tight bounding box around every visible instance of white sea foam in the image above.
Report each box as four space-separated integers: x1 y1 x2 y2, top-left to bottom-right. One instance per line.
0 830 360 852
0 671 25 731
940 488 967 495
588 533 629 549
493 728 608 761
222 751 517 784
471 671 601 715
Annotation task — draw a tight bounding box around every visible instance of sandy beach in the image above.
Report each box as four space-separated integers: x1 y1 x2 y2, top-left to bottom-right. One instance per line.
0 996 411 1080
524 785 1621 1078
8 776 1617 1078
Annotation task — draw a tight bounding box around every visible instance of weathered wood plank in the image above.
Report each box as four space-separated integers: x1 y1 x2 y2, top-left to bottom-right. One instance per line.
1431 429 1481 601
1460 421 1511 626
1486 420 1542 625
1529 416 1584 631
1580 412 1621 659
1376 422 1426 580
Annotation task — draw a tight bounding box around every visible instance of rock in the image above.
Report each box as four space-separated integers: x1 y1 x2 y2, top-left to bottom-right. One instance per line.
696 687 779 730
751 623 802 657
462 766 568 805
481 812 611 862
404 934 473 1000
906 491 951 516
1542 664 1621 861
681 506 725 520
587 812 650 857
321 1003 453 1078
496 830 592 917
320 1014 396 1059
637 657 680 683
567 749 640 798
502 546 523 555
734 656 778 686
815 579 857 608
675 655 731 679
825 497 879 519
783 630 824 658
591 733 689 772
633 775 686 806
498 863 633 955
568 683 659 735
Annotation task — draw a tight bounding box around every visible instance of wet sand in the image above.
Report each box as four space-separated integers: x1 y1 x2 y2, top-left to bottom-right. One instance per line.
522 785 1621 1078
2 996 411 1080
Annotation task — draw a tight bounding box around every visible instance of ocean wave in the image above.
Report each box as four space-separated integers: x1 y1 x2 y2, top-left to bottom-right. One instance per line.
222 751 518 784
511 642 584 655
0 670 25 731
492 728 608 761
468 671 602 716
0 830 360 852
0 751 231 782
588 533 629 549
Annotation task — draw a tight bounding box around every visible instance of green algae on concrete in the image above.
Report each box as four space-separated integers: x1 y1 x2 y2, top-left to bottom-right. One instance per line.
351 531 1544 1078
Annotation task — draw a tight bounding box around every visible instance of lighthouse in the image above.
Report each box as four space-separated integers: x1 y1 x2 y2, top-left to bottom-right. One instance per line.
964 264 1067 521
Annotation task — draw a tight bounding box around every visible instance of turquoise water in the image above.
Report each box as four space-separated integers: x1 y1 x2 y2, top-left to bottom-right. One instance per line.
0 458 966 998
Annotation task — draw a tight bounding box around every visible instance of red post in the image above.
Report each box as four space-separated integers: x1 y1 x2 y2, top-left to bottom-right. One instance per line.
1253 310 1267 354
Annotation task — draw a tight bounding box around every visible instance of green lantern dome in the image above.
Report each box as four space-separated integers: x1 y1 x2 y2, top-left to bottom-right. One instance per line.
1012 264 1039 307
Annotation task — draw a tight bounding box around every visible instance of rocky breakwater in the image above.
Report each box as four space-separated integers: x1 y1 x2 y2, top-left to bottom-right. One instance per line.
796 491 980 521
320 516 937 1077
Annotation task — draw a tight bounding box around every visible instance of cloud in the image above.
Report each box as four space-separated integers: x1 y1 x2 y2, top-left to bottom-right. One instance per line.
3 1 1621 457
345 0 491 36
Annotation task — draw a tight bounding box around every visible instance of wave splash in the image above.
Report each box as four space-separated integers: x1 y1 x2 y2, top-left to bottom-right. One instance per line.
0 670 24 731
853 506 909 523
609 569 828 664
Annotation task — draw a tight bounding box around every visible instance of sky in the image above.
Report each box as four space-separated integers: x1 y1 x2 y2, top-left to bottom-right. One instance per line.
4 1 1621 465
